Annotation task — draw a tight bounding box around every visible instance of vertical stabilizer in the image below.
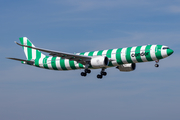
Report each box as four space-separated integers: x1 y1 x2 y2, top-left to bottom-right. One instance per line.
19 37 46 60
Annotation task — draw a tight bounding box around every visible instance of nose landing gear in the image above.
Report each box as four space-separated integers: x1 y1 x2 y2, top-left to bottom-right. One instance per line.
155 60 159 67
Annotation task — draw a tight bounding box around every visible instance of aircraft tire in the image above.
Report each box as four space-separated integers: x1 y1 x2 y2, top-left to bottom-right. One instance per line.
81 72 87 76
101 72 107 76
97 74 103 79
155 64 159 67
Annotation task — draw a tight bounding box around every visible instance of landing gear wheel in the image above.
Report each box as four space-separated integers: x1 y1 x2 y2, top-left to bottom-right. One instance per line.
155 64 159 67
85 69 91 74
81 72 84 76
81 72 87 76
88 69 91 73
97 74 103 79
101 72 107 76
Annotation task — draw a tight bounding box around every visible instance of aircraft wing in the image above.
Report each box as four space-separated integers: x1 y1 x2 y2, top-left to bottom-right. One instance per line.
15 42 91 64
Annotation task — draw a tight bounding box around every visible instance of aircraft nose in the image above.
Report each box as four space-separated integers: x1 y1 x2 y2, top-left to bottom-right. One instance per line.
167 49 174 56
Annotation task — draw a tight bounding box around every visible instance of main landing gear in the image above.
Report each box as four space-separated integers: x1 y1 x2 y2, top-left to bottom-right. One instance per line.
155 60 159 67
81 63 91 77
80 68 107 79
80 63 107 78
97 68 107 79
81 69 91 77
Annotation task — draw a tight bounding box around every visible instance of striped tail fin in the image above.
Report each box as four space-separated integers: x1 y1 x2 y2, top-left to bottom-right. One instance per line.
19 37 46 60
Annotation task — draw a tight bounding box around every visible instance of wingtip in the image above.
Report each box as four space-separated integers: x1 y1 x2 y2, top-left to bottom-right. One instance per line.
6 57 12 60
14 41 21 46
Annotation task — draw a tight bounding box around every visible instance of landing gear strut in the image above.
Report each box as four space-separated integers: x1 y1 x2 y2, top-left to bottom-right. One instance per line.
85 69 91 73
80 63 91 77
97 68 107 79
155 60 159 67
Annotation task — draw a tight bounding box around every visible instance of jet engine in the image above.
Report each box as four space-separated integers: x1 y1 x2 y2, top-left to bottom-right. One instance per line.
117 63 136 72
90 56 109 68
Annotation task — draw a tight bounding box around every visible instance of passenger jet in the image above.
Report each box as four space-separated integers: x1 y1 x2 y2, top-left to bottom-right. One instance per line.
7 37 174 79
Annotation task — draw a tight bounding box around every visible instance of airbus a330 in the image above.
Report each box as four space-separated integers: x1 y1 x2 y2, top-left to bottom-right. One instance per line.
7 37 174 79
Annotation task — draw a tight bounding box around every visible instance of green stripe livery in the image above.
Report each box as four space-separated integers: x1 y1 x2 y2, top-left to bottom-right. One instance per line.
116 48 123 65
18 37 173 71
155 45 163 59
126 47 133 63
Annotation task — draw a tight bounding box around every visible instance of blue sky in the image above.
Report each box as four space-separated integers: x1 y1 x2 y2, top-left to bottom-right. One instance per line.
0 0 180 120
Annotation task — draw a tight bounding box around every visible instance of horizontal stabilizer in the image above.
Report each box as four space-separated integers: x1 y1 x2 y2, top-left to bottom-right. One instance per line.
7 57 34 64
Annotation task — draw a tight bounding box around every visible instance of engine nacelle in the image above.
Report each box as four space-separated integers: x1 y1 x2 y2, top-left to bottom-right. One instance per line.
117 63 136 72
90 56 109 68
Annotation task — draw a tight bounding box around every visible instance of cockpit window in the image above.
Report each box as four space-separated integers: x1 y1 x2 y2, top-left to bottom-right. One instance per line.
162 47 169 49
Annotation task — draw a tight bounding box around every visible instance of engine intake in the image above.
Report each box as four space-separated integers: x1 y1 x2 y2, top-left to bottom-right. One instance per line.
90 56 109 68
117 63 136 72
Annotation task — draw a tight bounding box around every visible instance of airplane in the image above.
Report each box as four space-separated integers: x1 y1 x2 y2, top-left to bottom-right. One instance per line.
7 37 174 79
